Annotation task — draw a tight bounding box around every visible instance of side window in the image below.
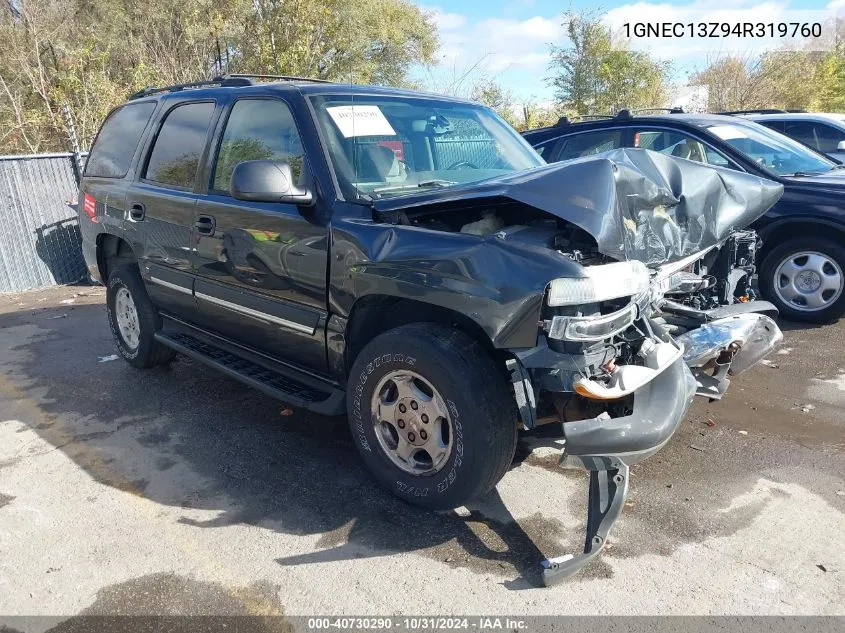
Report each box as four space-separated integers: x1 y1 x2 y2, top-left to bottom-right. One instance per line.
534 138 563 161
534 142 550 158
813 123 845 154
703 146 730 168
783 122 819 151
212 99 304 193
144 102 215 189
85 102 156 178
556 130 622 161
759 121 785 134
634 129 731 168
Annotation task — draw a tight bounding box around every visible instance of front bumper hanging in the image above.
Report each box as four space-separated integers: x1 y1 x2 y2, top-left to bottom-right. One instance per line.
541 461 628 585
540 357 697 585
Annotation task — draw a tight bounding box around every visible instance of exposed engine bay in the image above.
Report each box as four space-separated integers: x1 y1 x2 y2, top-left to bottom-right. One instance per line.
383 199 609 265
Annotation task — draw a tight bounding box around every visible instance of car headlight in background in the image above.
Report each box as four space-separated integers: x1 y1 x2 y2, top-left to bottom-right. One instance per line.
547 260 650 307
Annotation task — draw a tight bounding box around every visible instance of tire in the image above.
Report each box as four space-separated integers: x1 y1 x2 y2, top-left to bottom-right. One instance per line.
347 323 518 511
106 264 176 368
759 237 845 323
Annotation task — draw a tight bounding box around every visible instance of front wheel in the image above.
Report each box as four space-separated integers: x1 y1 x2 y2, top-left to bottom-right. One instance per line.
346 323 518 510
759 238 845 323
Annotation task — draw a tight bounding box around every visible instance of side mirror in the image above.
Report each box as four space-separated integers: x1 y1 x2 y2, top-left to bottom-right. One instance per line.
230 160 313 206
837 140 845 151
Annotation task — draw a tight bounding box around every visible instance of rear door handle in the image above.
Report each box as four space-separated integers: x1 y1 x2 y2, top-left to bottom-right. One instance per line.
195 215 216 236
129 202 145 221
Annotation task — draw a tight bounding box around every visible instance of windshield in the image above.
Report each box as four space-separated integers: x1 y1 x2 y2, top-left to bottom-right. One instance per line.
309 94 543 200
705 121 836 176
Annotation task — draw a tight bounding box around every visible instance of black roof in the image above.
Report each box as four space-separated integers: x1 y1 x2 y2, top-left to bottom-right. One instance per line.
522 111 753 143
127 74 474 105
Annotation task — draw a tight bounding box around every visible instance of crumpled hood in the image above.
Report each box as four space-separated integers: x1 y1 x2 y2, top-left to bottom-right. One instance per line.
373 148 784 266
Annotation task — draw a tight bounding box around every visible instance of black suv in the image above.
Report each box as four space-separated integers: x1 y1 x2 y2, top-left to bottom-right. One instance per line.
525 111 845 322
80 75 777 582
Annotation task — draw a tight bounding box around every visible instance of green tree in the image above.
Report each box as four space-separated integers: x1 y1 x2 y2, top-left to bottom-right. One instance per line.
231 0 437 85
548 9 670 115
470 78 518 127
0 0 438 154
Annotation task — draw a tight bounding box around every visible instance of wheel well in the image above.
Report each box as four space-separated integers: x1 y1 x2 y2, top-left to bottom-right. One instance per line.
96 234 136 282
760 222 845 262
344 296 504 373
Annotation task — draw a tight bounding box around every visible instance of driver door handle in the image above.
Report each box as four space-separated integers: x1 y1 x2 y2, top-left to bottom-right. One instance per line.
129 202 145 221
195 215 216 236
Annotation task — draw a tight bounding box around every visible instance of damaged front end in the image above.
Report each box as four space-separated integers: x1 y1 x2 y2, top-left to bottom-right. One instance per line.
511 260 697 584
350 148 786 583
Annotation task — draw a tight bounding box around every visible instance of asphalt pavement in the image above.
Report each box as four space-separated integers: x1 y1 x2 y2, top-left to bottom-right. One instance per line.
0 286 843 619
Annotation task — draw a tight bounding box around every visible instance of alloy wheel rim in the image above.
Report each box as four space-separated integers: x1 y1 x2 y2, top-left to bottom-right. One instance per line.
114 287 141 350
370 370 453 476
773 250 843 313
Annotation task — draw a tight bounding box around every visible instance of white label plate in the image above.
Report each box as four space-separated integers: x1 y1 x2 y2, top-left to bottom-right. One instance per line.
326 105 396 138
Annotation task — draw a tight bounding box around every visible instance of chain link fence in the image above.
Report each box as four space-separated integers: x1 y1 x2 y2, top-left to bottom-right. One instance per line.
0 152 87 294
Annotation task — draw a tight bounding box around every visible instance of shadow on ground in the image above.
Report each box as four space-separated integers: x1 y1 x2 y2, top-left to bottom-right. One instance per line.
0 303 570 587
2 298 823 589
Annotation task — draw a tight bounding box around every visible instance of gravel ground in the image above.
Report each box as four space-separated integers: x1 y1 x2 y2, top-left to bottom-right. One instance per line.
0 286 843 620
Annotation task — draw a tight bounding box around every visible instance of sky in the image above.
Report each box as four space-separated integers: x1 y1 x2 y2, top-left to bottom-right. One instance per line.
412 0 845 103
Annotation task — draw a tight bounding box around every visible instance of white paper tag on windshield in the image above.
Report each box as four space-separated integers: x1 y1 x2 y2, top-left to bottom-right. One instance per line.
708 125 748 140
327 105 396 138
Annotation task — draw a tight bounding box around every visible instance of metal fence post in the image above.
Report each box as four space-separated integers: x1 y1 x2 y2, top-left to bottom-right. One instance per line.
60 103 85 183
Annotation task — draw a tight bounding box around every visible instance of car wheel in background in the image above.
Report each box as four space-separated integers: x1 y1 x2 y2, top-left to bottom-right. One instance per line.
759 237 845 323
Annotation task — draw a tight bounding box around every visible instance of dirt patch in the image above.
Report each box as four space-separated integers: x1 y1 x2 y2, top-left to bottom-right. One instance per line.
27 573 292 632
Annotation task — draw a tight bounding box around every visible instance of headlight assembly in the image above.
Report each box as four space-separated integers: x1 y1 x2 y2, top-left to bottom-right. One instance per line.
547 303 637 341
547 260 650 307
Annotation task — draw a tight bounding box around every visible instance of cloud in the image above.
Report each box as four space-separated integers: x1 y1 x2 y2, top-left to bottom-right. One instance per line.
485 52 551 73
433 13 562 72
428 9 467 31
475 16 563 42
415 7 566 99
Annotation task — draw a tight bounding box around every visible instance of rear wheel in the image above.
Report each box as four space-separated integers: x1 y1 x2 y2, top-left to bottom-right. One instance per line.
106 265 176 368
760 238 845 323
347 323 518 510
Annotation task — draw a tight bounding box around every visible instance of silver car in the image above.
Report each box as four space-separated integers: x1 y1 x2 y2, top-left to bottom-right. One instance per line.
737 111 845 163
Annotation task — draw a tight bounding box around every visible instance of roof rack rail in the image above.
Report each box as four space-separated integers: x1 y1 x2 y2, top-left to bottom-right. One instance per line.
127 73 332 100
634 107 684 114
225 73 333 84
718 108 789 115
553 114 616 127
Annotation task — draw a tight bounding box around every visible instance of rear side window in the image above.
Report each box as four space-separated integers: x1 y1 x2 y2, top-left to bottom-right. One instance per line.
813 124 845 153
634 129 732 168
557 130 622 161
85 102 156 178
145 102 215 189
783 122 819 150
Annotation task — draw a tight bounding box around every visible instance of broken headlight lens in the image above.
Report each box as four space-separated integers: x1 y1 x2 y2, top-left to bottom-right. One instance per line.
547 260 649 307
547 303 637 341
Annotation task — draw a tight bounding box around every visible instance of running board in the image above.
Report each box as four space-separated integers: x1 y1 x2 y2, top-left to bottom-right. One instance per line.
154 331 345 415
